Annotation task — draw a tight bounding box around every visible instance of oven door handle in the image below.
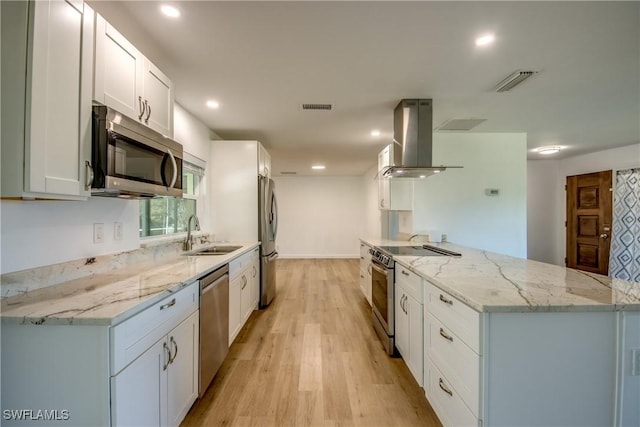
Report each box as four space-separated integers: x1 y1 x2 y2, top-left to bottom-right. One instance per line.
167 149 178 190
371 260 388 275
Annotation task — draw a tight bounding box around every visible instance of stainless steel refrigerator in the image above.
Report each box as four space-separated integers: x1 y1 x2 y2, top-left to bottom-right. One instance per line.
258 176 278 307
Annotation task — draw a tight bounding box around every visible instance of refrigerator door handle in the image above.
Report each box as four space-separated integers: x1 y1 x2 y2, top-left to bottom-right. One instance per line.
271 190 278 239
267 251 278 261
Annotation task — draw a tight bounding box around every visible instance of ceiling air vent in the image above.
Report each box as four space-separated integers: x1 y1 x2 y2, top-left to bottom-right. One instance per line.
280 171 297 175
437 118 487 131
494 70 539 92
302 103 332 111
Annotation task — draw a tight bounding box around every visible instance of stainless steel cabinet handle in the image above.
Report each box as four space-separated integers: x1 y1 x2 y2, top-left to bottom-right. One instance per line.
160 298 176 310
145 100 151 124
162 342 170 371
169 336 178 364
401 270 410 276
439 328 454 342
138 96 145 120
439 378 453 396
242 275 247 290
439 294 453 306
253 266 257 278
85 161 94 189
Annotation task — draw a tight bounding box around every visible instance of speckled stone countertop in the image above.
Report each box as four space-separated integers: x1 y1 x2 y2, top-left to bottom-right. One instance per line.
361 238 640 313
0 243 259 326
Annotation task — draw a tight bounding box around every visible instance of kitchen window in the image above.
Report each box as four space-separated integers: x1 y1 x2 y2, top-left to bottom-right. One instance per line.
139 158 205 237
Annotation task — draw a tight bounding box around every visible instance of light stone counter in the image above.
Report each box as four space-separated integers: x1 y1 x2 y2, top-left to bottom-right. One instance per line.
361 238 640 313
0 243 259 326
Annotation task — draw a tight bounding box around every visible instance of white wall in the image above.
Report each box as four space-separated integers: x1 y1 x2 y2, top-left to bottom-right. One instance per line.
273 176 364 258
528 143 640 266
0 198 139 273
527 160 561 264
412 133 528 258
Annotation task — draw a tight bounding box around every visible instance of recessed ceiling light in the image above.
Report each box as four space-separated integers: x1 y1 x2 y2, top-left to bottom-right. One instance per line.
475 33 495 47
534 146 563 155
311 165 326 170
206 100 220 109
160 4 181 18
371 130 381 137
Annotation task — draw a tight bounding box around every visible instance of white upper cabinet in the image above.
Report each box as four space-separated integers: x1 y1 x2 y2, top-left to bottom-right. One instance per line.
258 143 272 178
94 14 174 137
1 0 94 200
378 144 412 210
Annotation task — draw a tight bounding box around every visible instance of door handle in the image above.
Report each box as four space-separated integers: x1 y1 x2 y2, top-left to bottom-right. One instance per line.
145 100 151 124
600 234 608 239
85 161 94 189
138 96 145 120
166 149 177 190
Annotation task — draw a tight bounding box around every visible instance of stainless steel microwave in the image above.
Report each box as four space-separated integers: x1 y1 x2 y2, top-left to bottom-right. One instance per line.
91 105 183 198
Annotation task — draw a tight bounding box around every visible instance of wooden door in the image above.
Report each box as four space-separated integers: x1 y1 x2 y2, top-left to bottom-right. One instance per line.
566 170 612 274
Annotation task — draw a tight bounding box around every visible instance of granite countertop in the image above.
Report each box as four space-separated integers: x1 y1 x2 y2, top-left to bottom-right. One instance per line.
0 242 259 326
361 238 640 313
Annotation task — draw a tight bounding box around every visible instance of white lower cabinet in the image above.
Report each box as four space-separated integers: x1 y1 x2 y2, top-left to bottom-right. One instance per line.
423 281 623 427
359 242 372 305
394 263 423 386
229 248 260 345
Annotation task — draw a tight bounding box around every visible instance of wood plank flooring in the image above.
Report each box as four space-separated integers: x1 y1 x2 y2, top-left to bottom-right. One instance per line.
181 259 442 427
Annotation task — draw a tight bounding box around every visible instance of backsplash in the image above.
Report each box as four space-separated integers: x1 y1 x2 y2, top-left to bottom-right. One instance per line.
0 235 210 298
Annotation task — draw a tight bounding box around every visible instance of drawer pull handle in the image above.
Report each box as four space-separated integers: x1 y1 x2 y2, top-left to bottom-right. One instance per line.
439 328 454 342
160 298 176 310
401 270 410 276
439 294 453 305
439 378 453 396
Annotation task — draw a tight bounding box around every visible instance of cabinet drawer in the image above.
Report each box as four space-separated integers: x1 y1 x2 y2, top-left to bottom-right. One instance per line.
425 358 478 427
229 251 252 279
425 313 480 416
396 264 422 303
424 281 479 353
110 282 198 375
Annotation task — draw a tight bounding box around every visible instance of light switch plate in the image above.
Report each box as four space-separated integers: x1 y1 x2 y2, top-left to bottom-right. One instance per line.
94 223 104 244
114 222 123 241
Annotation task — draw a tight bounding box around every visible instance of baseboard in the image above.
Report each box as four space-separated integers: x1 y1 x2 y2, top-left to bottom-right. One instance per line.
278 254 359 259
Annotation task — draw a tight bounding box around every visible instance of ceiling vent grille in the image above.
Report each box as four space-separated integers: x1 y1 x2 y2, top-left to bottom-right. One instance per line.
437 118 487 131
302 103 332 111
495 70 539 92
280 171 298 175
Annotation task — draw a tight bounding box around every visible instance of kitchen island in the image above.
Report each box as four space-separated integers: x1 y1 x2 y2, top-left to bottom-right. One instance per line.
1 242 259 427
361 238 640 427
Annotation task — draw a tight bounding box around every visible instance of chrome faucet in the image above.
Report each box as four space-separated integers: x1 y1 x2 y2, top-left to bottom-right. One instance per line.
183 214 200 251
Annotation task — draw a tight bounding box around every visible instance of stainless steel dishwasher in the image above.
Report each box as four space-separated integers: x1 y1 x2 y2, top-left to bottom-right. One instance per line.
199 264 229 397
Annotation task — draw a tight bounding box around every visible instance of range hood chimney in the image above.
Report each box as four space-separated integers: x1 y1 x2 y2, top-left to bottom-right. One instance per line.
382 99 461 178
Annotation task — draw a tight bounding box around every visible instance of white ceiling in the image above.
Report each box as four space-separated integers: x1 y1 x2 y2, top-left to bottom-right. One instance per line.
89 1 640 176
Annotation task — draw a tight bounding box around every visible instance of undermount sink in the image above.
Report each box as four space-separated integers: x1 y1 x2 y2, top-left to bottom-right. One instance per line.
186 245 242 256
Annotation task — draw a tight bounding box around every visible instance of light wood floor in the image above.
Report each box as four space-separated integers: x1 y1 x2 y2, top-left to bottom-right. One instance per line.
182 259 442 427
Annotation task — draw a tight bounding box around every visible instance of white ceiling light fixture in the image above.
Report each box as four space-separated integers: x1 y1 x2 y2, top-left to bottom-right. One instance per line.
160 4 181 18
206 100 220 109
311 165 326 170
371 130 381 137
495 70 539 92
475 33 495 47
534 145 563 155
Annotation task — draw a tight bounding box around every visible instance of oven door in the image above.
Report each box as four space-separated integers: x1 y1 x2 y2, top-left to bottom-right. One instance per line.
371 259 394 334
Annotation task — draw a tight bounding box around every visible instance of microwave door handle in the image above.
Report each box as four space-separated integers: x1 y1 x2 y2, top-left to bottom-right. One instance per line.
167 149 178 189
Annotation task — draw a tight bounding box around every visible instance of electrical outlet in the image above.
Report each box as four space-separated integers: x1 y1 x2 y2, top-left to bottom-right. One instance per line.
632 349 640 376
93 223 104 244
441 233 448 242
114 222 123 241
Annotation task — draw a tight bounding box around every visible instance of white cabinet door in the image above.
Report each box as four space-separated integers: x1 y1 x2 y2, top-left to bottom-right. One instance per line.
377 144 412 210
167 311 198 426
142 59 174 137
240 272 253 324
111 338 165 427
258 143 271 177
4 0 93 199
395 284 409 358
406 293 423 386
229 274 243 345
378 147 391 209
94 16 144 123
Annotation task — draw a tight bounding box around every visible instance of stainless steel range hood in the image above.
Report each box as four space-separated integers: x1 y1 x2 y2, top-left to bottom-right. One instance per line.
382 99 462 178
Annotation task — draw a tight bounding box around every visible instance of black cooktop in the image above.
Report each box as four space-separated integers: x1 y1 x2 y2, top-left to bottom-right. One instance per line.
378 245 462 257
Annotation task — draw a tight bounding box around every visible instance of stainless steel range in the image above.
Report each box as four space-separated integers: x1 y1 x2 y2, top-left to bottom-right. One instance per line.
369 245 461 355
